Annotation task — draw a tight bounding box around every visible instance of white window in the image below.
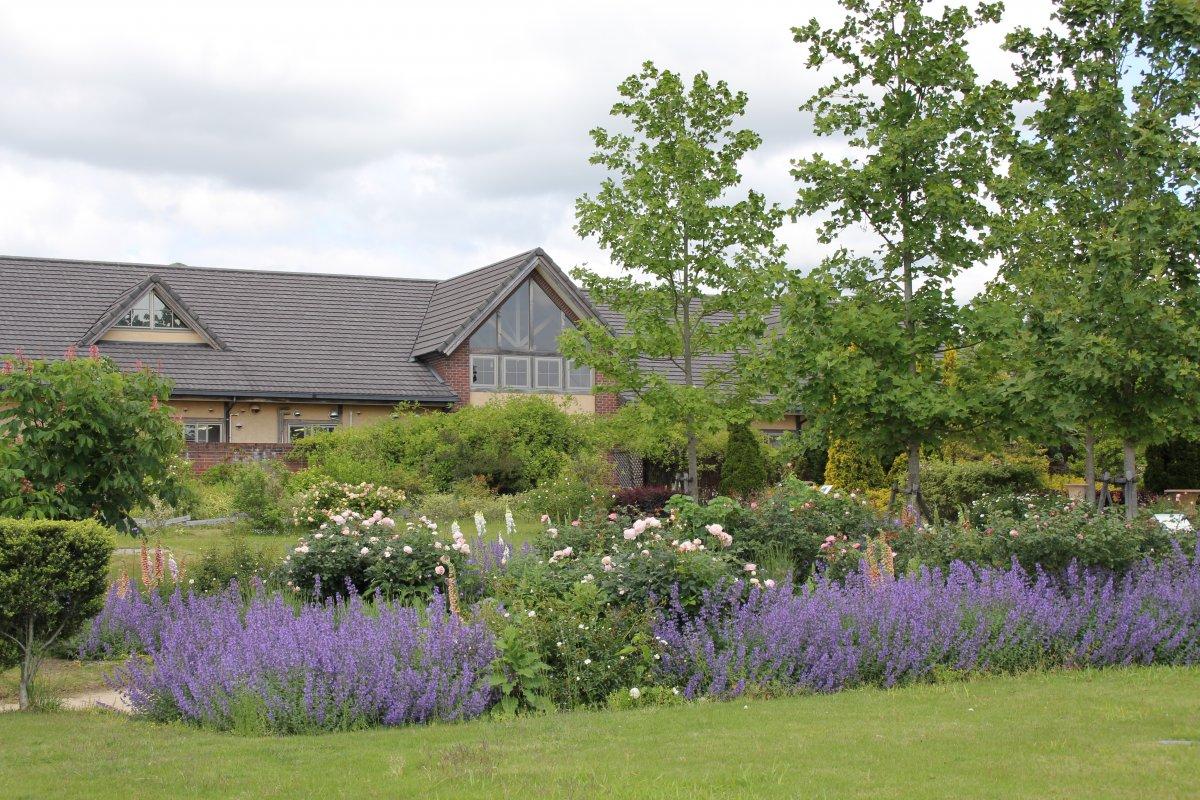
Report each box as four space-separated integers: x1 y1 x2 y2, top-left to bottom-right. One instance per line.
471 355 497 388
116 289 190 330
183 422 223 443
502 356 530 388
286 423 337 442
534 357 562 390
566 361 593 391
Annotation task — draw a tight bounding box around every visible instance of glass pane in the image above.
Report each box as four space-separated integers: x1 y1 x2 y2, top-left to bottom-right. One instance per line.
535 358 561 389
503 357 529 387
567 361 592 390
530 281 563 351
205 424 222 443
183 425 199 443
117 312 133 328
470 316 497 350
498 282 529 351
154 309 175 328
471 356 496 386
149 292 166 313
130 308 151 327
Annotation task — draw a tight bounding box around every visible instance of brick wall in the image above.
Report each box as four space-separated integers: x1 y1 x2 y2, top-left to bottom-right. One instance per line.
186 442 304 474
425 348 470 408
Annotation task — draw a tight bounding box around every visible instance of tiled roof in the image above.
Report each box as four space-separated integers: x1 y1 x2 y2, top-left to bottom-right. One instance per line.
0 255 458 402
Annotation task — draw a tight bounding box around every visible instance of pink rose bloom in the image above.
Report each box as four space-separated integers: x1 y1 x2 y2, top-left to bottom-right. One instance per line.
633 519 648 535
331 515 346 525
402 545 413 554
851 542 861 549
608 512 619 521
705 523 724 536
1010 529 1020 537
623 528 638 540
750 501 758 510
435 565 445 575
540 514 551 523
764 579 776 588
743 563 757 572
571 519 581 527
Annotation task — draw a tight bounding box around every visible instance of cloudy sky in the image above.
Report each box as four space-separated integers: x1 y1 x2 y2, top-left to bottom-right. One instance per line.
0 0 1053 293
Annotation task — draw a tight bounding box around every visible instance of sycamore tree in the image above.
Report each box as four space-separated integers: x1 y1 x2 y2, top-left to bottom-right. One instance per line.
995 0 1200 517
563 61 788 499
780 0 1010 519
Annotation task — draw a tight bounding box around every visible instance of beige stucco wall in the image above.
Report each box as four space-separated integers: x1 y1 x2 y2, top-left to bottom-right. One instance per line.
469 390 596 415
750 414 801 433
170 399 399 443
100 328 207 344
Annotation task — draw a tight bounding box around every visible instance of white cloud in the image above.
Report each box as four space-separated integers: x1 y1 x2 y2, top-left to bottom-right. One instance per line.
0 0 1054 291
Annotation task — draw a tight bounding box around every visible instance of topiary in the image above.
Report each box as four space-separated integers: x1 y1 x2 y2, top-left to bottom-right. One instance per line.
0 518 114 709
719 423 769 498
1143 438 1200 494
823 438 885 490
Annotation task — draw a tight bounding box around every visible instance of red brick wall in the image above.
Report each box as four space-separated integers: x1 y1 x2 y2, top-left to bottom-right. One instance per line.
186 442 303 474
426 348 470 409
595 388 620 415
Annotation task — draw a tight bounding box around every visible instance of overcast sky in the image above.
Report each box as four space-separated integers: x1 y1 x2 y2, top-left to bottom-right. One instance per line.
0 0 1053 295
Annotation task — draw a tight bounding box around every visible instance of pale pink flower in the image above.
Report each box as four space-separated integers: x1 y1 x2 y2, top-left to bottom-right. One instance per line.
435 565 445 575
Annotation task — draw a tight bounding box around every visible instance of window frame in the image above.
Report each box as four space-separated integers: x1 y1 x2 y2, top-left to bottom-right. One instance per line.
566 360 594 392
470 354 498 389
533 357 563 390
182 420 224 444
115 289 191 330
284 422 339 443
501 355 531 389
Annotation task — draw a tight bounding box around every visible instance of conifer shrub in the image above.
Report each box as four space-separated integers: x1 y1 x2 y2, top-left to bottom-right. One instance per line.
718 423 769 498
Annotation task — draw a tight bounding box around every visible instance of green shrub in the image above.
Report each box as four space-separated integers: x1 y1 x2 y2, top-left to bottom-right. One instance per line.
735 477 881 580
486 581 657 709
824 438 886 490
718 423 769 498
518 453 615 524
192 538 278 595
918 459 1045 521
0 518 114 709
0 353 184 527
229 461 292 533
291 397 600 495
415 492 511 526
1143 438 1200 494
893 500 1182 574
606 684 684 710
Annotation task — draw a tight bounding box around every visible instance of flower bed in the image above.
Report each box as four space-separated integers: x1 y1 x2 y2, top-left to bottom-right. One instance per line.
85 586 495 733
654 544 1200 698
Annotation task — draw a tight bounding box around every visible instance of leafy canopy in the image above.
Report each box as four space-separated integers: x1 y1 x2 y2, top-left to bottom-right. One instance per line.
563 61 788 495
779 0 1011 466
0 351 185 527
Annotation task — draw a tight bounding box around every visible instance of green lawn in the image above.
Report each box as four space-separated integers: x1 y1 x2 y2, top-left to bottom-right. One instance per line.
0 660 114 707
1 667 1197 799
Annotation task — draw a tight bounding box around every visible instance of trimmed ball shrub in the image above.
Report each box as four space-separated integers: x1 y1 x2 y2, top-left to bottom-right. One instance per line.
918 459 1045 521
824 438 885 490
0 518 114 709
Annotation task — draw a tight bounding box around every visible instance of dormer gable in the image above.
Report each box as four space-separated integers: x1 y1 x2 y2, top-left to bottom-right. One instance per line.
81 276 224 349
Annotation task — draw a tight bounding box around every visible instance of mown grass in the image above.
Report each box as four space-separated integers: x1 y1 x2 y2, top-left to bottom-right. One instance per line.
1 667 1197 799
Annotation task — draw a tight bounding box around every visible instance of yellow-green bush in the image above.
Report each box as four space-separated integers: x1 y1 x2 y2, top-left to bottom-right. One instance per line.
823 438 886 490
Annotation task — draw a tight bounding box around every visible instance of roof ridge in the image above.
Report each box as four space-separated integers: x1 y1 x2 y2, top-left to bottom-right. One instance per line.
430 248 540 286
0 254 443 284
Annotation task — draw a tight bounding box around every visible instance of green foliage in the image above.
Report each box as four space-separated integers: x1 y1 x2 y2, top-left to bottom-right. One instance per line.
983 0 1200 513
735 477 881 581
1143 439 1200 494
0 353 183 527
488 581 656 709
192 538 278 595
894 502 1181 574
487 624 554 716
772 428 828 483
918 459 1046 521
824 438 886 491
517 452 615 524
605 684 684 710
565 60 788 497
0 518 114 709
781 0 1010 507
229 461 293 533
292 397 599 495
718 423 769 498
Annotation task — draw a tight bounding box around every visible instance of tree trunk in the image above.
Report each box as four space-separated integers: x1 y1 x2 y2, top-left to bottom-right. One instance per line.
1083 430 1096 508
1123 439 1138 521
18 619 34 711
906 439 921 522
686 431 699 501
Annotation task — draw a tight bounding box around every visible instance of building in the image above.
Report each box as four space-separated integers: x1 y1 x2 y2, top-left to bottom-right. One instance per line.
0 248 798 476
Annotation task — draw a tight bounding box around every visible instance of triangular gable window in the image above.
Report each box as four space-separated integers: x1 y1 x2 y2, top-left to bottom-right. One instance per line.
114 289 192 330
